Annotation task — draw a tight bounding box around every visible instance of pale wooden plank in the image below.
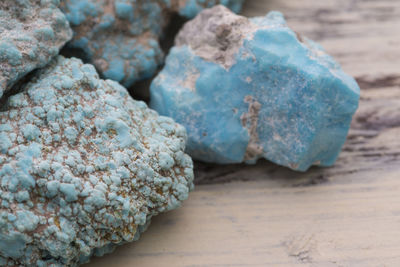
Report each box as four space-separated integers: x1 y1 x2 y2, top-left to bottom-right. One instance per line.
85 0 400 266
87 171 400 266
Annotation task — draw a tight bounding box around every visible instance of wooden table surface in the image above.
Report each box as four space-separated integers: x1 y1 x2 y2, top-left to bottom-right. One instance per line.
86 0 400 266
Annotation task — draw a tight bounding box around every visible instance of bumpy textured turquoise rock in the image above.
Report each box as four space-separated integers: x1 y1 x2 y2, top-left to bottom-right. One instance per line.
0 56 194 266
0 0 72 98
60 0 244 88
150 5 360 171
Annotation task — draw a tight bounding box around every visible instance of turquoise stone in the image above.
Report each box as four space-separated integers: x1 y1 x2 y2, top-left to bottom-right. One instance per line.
0 0 72 98
150 6 360 171
0 56 194 266
60 0 245 88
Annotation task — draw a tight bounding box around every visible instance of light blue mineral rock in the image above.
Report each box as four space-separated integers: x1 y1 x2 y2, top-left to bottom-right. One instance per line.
59 0 245 88
179 0 244 18
0 56 194 266
150 5 360 171
0 0 72 99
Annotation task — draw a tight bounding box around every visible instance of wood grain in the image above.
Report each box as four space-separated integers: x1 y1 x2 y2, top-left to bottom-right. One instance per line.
87 175 400 266
86 0 400 266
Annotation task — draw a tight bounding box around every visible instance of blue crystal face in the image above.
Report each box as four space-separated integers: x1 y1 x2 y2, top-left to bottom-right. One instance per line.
150 8 360 171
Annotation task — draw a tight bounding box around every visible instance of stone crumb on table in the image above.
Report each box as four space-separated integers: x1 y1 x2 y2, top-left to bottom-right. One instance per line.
150 5 360 171
0 0 72 99
0 56 194 266
59 0 245 88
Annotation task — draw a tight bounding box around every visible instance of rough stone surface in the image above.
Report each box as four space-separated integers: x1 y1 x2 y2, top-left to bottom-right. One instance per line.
60 0 245 88
178 0 243 18
0 0 72 99
150 5 360 171
0 56 194 266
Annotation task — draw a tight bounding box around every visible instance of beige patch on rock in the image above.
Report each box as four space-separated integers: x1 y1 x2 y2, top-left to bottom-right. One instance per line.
175 5 260 69
241 95 263 161
180 71 200 91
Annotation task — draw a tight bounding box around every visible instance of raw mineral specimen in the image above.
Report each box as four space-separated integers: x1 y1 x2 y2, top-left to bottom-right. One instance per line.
0 0 72 99
0 56 194 266
60 0 245 88
179 0 244 18
150 5 360 171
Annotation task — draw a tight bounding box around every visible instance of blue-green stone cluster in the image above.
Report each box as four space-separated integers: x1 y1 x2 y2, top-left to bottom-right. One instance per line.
0 0 361 265
0 0 72 98
59 0 245 88
0 56 194 266
150 5 360 171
